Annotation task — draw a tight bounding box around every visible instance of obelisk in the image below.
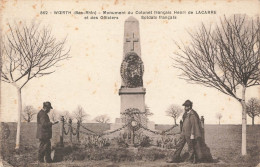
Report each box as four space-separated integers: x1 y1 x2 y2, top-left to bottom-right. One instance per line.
119 16 146 122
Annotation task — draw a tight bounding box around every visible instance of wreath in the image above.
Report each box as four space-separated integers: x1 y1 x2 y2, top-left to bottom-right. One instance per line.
120 52 144 88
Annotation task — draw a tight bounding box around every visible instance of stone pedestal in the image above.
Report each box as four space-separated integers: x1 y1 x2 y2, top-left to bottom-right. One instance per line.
119 87 146 122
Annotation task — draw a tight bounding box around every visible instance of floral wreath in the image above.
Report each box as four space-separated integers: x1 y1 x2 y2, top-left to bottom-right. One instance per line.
122 108 144 131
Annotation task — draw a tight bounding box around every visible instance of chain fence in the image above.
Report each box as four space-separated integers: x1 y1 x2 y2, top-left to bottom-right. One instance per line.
139 123 180 136
61 116 181 149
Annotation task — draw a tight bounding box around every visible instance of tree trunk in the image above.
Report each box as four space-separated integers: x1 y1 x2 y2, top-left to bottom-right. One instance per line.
174 118 176 125
219 119 220 125
15 88 22 150
252 116 254 126
241 86 247 155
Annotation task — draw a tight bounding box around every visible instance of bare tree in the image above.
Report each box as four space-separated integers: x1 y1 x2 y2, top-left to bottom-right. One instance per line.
246 98 260 125
49 109 60 122
60 110 71 122
165 104 183 125
173 14 260 155
1 22 70 149
215 112 223 125
94 114 110 123
73 105 88 123
22 105 36 122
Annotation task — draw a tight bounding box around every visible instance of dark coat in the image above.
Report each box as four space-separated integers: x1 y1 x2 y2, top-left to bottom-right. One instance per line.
36 109 52 140
181 109 202 139
195 137 213 162
181 109 213 162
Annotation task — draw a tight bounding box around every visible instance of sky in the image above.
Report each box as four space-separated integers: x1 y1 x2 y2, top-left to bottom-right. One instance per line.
1 0 260 125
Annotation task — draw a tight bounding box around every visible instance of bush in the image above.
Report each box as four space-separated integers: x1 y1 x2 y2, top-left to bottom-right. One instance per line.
139 136 152 147
114 136 128 148
156 136 179 149
60 137 173 163
63 147 136 162
63 147 171 162
81 135 111 148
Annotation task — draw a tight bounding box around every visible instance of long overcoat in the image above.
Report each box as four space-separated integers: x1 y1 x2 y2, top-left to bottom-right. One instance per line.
182 109 202 139
36 109 52 140
182 109 213 162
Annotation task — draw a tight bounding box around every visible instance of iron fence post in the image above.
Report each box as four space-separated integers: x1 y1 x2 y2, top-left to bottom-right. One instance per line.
69 118 73 144
201 116 205 142
60 116 64 147
77 120 80 143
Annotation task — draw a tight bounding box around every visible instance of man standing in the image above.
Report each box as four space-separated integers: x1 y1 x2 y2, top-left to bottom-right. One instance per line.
167 100 203 163
36 102 58 163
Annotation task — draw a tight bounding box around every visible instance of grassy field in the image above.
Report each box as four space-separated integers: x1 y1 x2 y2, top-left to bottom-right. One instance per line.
1 123 260 167
205 125 260 165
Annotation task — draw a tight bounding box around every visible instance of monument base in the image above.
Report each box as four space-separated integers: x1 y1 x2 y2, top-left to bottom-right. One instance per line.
119 87 146 122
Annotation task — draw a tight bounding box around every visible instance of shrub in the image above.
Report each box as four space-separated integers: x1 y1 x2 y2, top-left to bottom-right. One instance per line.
114 136 128 148
139 136 152 147
63 147 136 162
156 136 179 149
81 135 111 148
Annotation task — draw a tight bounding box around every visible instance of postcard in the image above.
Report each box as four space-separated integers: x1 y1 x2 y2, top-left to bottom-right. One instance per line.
1 0 259 166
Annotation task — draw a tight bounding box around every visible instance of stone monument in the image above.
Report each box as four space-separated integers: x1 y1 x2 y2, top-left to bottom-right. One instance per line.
119 16 146 121
110 17 155 140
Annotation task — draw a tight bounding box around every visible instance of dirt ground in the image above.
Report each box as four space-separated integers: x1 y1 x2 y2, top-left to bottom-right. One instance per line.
28 159 253 167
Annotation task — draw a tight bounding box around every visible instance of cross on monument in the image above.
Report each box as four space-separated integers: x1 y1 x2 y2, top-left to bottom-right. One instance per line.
126 33 139 51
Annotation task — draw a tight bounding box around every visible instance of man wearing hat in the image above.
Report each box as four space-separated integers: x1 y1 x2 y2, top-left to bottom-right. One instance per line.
36 101 59 163
167 100 203 163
